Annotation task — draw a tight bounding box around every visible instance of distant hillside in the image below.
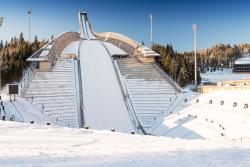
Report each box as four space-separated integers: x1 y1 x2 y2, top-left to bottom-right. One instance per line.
152 43 250 87
198 43 250 70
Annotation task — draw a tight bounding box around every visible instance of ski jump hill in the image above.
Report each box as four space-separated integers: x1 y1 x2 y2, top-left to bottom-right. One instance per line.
13 12 181 135
3 12 250 140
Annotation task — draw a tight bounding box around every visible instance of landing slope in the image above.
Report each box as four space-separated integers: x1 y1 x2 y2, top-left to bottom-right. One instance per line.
79 40 133 132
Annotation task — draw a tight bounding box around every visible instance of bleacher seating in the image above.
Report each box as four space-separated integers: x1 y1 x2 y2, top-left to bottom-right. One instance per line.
116 57 178 130
25 58 79 128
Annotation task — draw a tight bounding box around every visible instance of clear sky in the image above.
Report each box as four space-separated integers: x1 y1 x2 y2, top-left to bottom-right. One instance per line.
0 0 250 51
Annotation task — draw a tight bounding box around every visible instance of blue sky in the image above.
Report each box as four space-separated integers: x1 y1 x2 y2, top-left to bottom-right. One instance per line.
0 0 250 51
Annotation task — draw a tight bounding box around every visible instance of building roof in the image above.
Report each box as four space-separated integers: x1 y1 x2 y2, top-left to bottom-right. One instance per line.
235 57 250 65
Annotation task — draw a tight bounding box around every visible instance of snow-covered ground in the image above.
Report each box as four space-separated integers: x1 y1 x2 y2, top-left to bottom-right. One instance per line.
150 90 250 140
1 87 52 125
1 121 250 167
201 68 250 83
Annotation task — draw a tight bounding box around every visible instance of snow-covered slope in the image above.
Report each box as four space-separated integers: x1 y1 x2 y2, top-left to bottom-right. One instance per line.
79 40 134 133
4 98 51 124
150 90 250 140
0 121 250 167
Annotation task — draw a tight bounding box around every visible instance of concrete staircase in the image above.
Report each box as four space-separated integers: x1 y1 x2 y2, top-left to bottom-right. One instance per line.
116 57 178 130
25 58 79 128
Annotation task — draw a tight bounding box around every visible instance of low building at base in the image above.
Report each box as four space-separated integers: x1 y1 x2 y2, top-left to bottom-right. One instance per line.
198 78 250 93
233 56 250 73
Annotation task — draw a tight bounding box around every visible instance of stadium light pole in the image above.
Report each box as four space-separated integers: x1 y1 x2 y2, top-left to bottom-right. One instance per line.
28 9 32 43
149 14 153 45
192 24 198 90
0 17 3 91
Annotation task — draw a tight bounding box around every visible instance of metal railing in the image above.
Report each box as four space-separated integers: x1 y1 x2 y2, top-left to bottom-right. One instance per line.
153 63 182 93
73 40 85 128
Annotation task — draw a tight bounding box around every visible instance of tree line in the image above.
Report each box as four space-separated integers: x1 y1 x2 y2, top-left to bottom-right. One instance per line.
198 43 249 72
0 33 45 87
152 43 200 87
152 43 250 87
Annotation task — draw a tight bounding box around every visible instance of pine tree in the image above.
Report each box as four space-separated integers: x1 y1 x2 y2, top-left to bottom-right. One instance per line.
0 40 3 50
179 64 189 87
33 35 40 52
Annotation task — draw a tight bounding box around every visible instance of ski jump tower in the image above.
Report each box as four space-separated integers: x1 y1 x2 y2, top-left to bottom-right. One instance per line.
78 12 96 40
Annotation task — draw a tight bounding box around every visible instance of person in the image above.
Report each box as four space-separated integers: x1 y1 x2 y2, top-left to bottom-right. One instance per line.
41 104 44 111
11 115 15 121
2 107 5 120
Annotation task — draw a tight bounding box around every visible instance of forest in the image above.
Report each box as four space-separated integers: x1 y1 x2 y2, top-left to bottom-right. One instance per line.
0 33 46 87
152 43 250 87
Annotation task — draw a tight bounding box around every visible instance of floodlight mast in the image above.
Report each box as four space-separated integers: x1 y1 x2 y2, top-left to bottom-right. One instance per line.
28 9 32 43
149 14 153 45
192 24 198 90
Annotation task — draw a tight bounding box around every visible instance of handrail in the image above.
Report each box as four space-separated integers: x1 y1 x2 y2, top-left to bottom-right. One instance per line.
153 63 182 93
147 93 188 133
74 40 85 128
72 58 81 128
99 41 146 135
122 78 148 135
27 43 50 61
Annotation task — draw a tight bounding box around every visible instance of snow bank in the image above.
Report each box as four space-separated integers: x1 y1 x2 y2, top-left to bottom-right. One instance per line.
0 121 250 166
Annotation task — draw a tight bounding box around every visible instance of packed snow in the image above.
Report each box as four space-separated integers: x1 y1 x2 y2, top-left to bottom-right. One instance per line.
201 68 250 83
79 40 134 132
0 121 250 167
1 94 52 125
3 11 250 166
150 90 250 140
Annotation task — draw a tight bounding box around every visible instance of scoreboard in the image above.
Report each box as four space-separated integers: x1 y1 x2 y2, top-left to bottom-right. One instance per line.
6 84 19 95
